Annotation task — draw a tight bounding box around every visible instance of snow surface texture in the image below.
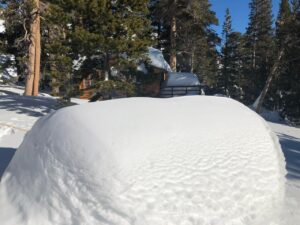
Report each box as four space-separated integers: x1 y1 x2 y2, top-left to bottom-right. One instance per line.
0 97 286 225
164 72 201 86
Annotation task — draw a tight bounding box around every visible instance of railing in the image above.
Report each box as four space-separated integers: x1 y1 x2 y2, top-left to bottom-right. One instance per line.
160 86 202 98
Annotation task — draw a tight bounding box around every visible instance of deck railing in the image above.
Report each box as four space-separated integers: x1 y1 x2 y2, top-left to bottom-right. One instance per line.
160 86 202 97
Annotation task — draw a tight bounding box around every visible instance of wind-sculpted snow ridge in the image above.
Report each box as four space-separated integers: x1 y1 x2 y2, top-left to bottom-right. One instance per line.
0 96 286 225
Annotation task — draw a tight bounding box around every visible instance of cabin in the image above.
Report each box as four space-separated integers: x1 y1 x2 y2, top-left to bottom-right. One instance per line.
78 47 204 99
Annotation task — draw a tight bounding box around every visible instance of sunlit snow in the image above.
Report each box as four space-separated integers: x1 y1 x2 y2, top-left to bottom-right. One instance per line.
0 96 286 225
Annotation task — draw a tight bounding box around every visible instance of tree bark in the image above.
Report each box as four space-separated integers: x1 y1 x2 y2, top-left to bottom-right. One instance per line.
33 8 41 96
24 20 36 95
255 48 285 113
170 15 177 72
24 0 40 96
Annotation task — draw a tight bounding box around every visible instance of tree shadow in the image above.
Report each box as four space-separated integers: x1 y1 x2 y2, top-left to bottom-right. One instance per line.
0 147 16 180
278 133 300 179
0 89 57 117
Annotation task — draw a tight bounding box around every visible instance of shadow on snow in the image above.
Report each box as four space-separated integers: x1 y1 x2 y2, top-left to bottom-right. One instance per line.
0 89 57 117
0 147 16 180
278 133 300 179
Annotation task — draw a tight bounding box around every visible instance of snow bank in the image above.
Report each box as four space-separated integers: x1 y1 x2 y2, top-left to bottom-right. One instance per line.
0 97 286 225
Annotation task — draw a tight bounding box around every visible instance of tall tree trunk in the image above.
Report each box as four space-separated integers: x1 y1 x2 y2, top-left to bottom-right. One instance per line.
33 9 41 96
255 48 285 113
24 36 35 95
24 0 40 96
170 15 177 72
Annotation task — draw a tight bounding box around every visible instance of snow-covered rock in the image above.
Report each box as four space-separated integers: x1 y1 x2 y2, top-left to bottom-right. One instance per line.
0 96 286 225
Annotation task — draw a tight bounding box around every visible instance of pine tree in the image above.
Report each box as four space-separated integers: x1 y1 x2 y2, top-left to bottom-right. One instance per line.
3 0 32 81
270 0 293 112
3 0 41 95
276 0 292 47
154 0 189 72
219 9 243 99
219 8 232 95
244 0 274 104
154 0 219 86
45 0 153 97
275 0 300 121
177 0 219 83
42 2 73 96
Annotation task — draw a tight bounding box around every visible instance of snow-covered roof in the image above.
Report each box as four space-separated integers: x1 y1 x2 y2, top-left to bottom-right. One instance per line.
0 96 286 225
138 47 172 74
148 47 172 72
164 72 200 86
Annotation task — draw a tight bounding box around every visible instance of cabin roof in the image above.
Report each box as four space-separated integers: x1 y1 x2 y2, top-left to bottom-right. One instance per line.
164 72 201 86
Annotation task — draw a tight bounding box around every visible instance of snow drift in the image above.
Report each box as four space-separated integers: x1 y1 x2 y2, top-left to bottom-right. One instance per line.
0 96 286 225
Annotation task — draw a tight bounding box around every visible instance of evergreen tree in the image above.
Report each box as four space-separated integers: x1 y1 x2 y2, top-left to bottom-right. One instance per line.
243 0 274 104
276 0 300 121
154 0 219 86
154 0 192 72
176 0 219 86
45 0 153 97
276 0 292 47
73 0 152 75
219 8 232 95
3 0 33 80
219 9 243 99
41 2 73 96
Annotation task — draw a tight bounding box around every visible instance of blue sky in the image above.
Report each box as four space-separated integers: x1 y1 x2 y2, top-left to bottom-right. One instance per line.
210 0 280 36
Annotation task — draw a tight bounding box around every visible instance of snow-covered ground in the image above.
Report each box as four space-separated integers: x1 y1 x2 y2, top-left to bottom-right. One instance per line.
0 84 57 179
0 85 299 224
267 122 300 224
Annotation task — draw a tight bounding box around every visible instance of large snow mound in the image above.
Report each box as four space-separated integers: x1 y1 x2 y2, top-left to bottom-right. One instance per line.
0 97 286 225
